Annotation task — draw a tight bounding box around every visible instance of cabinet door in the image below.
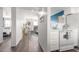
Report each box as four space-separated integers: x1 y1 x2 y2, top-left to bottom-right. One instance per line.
67 14 79 28
60 30 74 51
48 30 59 51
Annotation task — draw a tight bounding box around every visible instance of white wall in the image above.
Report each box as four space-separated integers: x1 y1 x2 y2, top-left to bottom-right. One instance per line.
38 8 47 51
11 7 16 46
67 14 79 46
0 8 3 43
38 15 47 51
16 8 26 45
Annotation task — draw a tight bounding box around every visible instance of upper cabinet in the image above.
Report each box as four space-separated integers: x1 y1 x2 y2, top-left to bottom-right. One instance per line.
64 7 79 15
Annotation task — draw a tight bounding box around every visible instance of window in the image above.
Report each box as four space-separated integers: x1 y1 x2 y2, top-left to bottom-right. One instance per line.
4 18 11 28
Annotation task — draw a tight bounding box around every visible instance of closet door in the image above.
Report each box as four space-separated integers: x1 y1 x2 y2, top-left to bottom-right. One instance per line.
0 8 3 43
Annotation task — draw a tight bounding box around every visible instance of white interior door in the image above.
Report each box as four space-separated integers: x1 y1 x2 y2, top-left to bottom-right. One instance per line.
0 8 3 43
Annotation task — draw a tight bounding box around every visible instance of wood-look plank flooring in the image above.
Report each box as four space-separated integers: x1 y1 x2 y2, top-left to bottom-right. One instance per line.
0 36 15 52
0 33 79 52
16 33 43 52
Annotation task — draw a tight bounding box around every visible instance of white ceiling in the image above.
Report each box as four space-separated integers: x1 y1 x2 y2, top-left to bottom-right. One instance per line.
18 7 42 12
3 7 71 18
18 7 47 12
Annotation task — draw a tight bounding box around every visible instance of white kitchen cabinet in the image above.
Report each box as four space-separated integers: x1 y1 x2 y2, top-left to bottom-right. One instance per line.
47 30 59 51
59 29 74 51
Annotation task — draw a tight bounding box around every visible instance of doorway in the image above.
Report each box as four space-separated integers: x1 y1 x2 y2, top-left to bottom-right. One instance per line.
0 7 15 52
